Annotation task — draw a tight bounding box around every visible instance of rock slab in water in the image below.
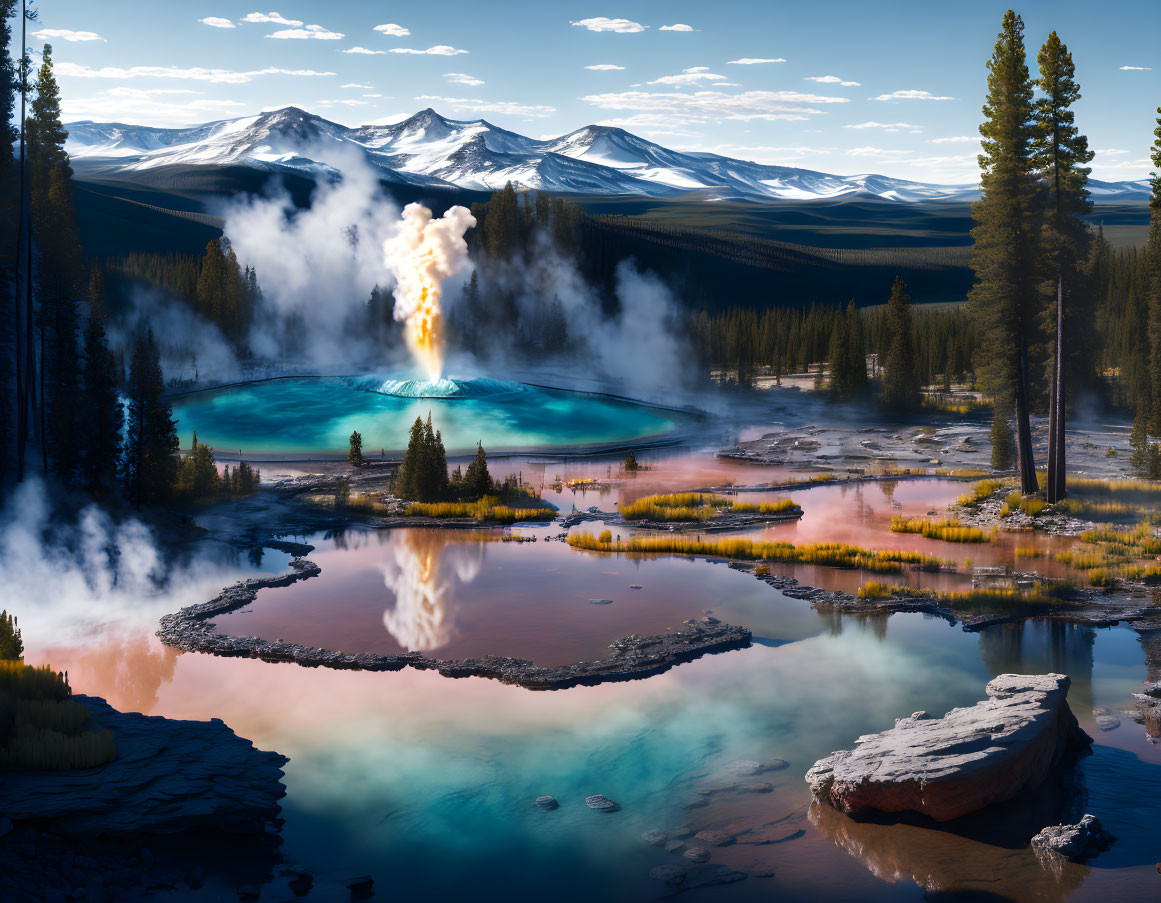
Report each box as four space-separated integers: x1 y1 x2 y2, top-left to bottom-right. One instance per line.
586 794 620 812
0 695 287 835
805 673 1090 822
535 795 559 810
1031 814 1114 862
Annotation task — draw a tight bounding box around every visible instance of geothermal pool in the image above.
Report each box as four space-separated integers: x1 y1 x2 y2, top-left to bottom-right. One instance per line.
169 376 690 456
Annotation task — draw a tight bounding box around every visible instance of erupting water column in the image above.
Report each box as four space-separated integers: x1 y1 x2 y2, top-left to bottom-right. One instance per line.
384 203 477 382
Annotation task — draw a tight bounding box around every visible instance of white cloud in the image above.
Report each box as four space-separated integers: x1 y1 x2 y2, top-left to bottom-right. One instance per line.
363 93 384 98
444 72 484 86
341 46 384 55
844 121 920 130
727 58 785 65
390 45 468 56
242 12 302 26
805 75 859 86
659 24 694 32
32 28 105 42
341 83 372 89
580 88 848 124
648 66 729 86
267 24 344 40
846 146 914 158
315 99 370 107
1120 66 1152 71
585 64 626 70
198 17 234 29
1095 148 1128 156
373 23 410 37
62 88 247 126
592 113 702 137
571 18 646 33
55 62 335 84
414 95 556 117
870 89 956 101
927 135 978 144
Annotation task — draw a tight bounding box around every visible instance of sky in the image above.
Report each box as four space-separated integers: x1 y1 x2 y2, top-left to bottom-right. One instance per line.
23 0 1160 184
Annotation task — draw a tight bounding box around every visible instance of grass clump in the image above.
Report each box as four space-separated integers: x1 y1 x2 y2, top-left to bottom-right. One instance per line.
890 516 991 543
855 582 1062 609
405 496 556 523
0 660 117 771
567 532 946 573
618 493 800 522
956 479 1004 508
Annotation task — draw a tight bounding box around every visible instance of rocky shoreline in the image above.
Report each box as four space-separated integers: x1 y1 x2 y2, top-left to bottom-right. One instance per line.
156 556 752 691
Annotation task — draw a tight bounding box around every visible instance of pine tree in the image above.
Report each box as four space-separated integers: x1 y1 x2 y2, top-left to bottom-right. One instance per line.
1147 108 1161 431
827 310 851 396
124 331 178 507
463 441 491 499
880 277 921 411
28 44 84 480
1034 31 1092 502
969 10 1041 494
0 0 18 485
1131 404 1149 471
395 416 425 500
424 413 449 501
78 266 123 497
624 451 639 472
990 409 1016 470
0 609 21 660
348 430 363 467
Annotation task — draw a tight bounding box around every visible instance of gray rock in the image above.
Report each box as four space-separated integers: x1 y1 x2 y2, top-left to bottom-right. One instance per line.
534 796 559 810
682 847 711 863
741 826 804 845
694 828 736 847
642 829 668 847
1092 708 1121 731
648 864 687 886
0 696 287 835
664 840 686 855
588 599 614 605
806 673 1090 821
1031 814 1114 862
585 794 620 812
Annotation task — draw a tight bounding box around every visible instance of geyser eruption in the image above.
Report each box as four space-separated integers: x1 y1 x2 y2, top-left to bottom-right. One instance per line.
384 203 476 381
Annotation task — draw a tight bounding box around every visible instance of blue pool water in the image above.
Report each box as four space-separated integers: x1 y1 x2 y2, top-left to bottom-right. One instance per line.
169 376 686 456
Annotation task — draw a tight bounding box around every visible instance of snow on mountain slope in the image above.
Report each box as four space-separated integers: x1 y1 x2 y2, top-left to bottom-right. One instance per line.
64 106 1149 204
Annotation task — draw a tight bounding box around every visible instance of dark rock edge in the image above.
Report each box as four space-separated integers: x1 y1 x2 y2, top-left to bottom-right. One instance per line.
156 553 752 691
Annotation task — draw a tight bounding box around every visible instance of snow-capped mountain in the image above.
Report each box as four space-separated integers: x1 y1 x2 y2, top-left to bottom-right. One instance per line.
64 106 1150 204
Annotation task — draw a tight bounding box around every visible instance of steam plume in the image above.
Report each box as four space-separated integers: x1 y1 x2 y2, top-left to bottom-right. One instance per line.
383 203 476 380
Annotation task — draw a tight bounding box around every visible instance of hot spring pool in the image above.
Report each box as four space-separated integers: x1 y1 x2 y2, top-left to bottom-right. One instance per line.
169 376 692 457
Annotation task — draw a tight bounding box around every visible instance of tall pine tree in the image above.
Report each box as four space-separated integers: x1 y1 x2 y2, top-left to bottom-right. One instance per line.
28 43 83 480
880 277 921 411
124 331 178 507
78 266 123 497
1147 108 1161 433
969 10 1041 495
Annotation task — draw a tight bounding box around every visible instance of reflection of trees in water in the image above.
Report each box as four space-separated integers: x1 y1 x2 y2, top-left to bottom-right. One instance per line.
379 531 484 652
814 608 889 641
978 622 1095 715
48 631 179 715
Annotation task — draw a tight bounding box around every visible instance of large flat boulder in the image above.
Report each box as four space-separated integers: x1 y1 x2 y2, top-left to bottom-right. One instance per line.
806 674 1090 822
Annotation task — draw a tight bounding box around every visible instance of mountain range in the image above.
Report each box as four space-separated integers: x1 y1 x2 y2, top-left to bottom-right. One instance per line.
65 106 1152 205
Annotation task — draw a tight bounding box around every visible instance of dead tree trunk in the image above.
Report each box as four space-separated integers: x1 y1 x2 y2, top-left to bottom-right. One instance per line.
1015 340 1038 495
1047 277 1066 503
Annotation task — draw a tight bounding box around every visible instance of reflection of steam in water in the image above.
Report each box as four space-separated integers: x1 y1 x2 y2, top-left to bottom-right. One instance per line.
379 531 484 652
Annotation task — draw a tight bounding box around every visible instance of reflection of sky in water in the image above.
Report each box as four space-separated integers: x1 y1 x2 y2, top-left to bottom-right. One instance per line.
26 547 1161 902
170 377 682 454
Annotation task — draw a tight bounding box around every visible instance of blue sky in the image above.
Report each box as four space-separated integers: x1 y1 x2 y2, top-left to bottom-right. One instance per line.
25 0 1160 183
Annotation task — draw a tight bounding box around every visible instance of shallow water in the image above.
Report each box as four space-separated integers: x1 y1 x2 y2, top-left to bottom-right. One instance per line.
169 377 685 455
26 533 1161 902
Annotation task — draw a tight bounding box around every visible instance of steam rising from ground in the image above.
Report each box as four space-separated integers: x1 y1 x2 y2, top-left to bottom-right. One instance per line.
383 203 476 381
